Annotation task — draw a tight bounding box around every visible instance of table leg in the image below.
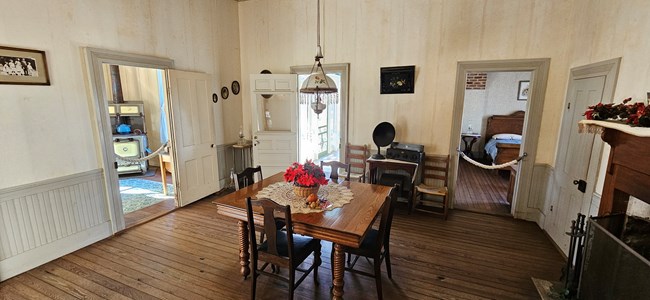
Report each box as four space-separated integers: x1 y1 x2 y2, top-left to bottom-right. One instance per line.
238 220 250 279
332 243 345 299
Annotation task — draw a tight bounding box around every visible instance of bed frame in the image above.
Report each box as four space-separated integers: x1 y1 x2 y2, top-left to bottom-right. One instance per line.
485 111 525 164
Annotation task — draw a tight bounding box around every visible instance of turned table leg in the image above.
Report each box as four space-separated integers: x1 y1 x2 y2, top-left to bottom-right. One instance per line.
238 220 250 279
332 243 345 299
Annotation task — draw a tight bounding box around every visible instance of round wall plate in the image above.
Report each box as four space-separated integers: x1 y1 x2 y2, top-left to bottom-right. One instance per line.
212 93 218 103
231 81 240 95
221 86 229 99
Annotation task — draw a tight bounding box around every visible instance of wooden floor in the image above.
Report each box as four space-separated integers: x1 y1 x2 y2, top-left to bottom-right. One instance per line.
454 159 511 215
0 193 564 299
122 167 177 229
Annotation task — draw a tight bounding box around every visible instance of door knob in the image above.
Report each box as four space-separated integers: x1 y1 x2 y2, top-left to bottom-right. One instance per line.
573 179 587 193
211 144 215 148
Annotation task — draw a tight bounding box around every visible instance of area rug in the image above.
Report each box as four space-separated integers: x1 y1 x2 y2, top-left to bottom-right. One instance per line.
119 178 175 214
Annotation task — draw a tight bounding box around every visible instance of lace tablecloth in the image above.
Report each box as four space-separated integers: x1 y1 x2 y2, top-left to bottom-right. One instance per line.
255 182 354 214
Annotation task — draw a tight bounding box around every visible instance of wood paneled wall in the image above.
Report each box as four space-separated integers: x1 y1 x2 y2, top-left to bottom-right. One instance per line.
0 170 110 280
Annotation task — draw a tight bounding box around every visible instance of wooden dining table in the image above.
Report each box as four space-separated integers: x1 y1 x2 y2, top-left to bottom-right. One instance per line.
213 172 391 299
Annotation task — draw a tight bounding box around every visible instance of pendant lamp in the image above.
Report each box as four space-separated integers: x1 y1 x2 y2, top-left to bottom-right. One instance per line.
299 0 338 116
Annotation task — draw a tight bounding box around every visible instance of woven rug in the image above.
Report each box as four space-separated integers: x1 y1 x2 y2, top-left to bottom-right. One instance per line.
119 178 174 214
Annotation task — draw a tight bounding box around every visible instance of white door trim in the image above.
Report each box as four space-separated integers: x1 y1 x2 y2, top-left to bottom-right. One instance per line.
449 58 550 221
290 63 350 161
84 48 174 233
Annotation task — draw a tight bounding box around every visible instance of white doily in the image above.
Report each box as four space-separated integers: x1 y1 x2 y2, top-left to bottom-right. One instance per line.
255 182 354 214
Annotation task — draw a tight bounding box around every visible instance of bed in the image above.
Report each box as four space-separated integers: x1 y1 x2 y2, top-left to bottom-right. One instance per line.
484 111 525 165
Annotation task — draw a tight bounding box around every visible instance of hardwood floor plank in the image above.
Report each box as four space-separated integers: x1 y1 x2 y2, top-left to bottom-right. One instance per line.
2 193 564 300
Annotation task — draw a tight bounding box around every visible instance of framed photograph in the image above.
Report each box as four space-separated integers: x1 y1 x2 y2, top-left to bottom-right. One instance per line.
221 86 229 100
0 46 50 85
517 80 530 100
231 80 240 95
380 65 415 94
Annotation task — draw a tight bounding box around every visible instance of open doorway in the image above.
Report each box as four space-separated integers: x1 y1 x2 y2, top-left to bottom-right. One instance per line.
449 59 550 222
291 64 349 165
102 64 177 228
455 71 531 216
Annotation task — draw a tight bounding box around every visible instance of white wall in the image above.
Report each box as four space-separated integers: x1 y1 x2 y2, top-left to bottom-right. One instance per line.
0 0 241 190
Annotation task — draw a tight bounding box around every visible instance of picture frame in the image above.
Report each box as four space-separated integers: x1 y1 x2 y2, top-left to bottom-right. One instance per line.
231 80 240 95
380 65 415 94
0 46 50 85
517 80 530 101
221 86 229 100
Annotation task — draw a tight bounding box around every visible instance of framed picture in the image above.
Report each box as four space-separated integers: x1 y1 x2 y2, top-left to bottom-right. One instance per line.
380 65 415 94
231 80 240 95
517 80 530 100
221 86 229 99
0 46 50 85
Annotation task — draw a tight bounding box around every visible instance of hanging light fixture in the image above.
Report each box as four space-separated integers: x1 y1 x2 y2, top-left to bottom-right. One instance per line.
299 0 338 116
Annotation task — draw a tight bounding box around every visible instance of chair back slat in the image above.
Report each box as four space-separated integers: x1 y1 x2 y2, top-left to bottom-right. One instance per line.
345 143 369 180
320 160 351 182
421 155 450 187
376 185 399 250
235 166 263 190
246 198 294 262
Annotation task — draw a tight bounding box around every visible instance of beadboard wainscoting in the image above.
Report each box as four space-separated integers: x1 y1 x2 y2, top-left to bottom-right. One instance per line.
0 169 110 281
216 143 236 188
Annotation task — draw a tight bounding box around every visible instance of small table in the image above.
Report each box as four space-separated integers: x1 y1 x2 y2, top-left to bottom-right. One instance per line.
461 133 481 158
367 158 418 210
214 173 390 299
158 153 172 195
232 143 253 172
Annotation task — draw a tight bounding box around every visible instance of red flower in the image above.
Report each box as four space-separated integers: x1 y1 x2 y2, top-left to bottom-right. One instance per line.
284 160 328 187
583 98 650 127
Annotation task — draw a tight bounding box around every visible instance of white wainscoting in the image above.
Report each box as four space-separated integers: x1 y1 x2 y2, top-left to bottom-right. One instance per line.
0 169 111 281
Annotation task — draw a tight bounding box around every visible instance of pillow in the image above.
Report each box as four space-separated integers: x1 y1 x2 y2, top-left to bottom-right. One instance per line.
493 133 522 140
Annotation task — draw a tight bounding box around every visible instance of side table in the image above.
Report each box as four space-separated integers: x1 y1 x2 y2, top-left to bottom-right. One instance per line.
460 133 481 158
232 143 253 172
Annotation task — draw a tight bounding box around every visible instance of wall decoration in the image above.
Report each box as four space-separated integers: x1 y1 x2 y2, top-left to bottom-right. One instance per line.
0 46 50 85
221 86 229 99
231 80 240 95
212 93 218 103
380 65 415 94
517 80 530 100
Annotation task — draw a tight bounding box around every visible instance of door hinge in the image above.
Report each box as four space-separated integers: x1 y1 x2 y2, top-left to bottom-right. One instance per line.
114 161 118 169
567 102 571 110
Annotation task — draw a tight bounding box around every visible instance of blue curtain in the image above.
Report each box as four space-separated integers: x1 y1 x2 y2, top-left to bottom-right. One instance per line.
157 70 168 144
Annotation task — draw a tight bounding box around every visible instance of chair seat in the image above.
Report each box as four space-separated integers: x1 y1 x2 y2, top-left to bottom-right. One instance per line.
415 184 447 196
344 229 380 256
259 231 320 264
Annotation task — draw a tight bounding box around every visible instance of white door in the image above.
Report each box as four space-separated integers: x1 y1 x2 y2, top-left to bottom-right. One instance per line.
250 74 298 177
546 75 606 253
168 70 220 206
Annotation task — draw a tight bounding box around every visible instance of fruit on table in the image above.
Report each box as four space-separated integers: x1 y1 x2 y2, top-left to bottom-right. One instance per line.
309 201 319 209
307 193 318 203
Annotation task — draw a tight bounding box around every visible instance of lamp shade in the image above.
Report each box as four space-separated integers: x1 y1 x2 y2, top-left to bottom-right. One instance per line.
300 71 338 94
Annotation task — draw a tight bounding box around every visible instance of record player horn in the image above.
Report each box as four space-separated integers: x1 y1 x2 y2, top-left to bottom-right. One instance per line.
371 122 396 159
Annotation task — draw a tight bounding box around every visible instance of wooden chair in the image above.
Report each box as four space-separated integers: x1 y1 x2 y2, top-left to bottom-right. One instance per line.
234 166 263 190
320 160 351 183
246 197 322 300
412 155 450 219
335 185 399 300
343 143 370 182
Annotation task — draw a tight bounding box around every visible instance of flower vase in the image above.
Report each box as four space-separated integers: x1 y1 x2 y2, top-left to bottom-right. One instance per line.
293 185 320 198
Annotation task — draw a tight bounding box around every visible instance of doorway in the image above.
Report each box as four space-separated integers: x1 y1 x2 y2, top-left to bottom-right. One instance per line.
455 71 531 216
102 64 177 228
291 64 349 165
449 59 550 221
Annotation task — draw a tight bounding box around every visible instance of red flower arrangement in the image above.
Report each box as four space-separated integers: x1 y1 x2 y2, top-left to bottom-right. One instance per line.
284 160 329 187
584 97 650 127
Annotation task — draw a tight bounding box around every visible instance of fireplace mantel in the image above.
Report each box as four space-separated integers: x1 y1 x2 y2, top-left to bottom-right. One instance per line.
579 120 650 215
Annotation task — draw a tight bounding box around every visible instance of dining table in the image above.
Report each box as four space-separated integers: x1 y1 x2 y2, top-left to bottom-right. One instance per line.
213 172 391 300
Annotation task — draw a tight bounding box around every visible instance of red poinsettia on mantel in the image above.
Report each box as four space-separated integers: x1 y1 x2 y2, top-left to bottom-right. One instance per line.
584 97 650 127
284 160 329 187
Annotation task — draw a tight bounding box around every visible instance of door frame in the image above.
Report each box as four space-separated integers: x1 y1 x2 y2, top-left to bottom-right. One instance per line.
290 63 350 162
84 48 174 233
449 58 550 220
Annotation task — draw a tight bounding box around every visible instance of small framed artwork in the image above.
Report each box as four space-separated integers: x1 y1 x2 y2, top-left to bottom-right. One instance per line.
517 80 530 100
380 65 415 94
221 86 229 100
231 80 240 95
0 46 50 85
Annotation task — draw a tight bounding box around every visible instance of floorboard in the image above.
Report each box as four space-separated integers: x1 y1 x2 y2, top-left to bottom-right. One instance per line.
454 159 511 215
1 193 564 299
